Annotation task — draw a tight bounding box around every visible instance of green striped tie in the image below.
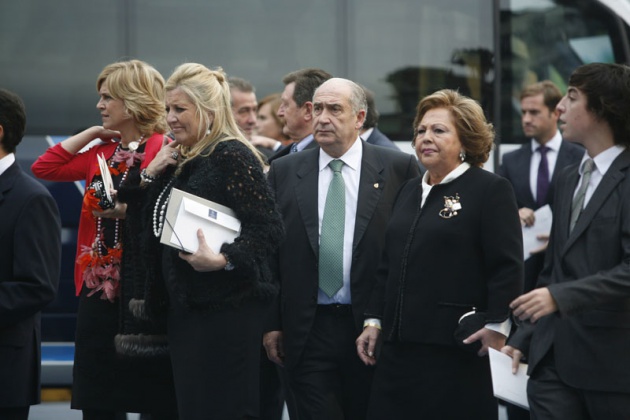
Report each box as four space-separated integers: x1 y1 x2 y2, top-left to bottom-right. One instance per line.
319 159 345 297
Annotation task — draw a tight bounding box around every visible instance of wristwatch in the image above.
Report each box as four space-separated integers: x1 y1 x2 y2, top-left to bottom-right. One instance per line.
222 253 235 271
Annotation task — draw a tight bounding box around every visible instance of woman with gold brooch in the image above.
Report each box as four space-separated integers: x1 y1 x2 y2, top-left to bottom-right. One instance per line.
32 60 177 419
356 89 523 419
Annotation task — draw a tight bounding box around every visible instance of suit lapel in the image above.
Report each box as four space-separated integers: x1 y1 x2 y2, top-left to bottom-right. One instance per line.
0 162 20 206
353 143 384 252
563 150 630 253
516 146 536 207
295 149 321 257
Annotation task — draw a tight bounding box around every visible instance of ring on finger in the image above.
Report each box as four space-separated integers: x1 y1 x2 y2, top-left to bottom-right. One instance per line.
171 151 179 159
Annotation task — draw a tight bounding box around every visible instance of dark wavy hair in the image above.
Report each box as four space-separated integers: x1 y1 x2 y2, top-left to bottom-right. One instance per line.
568 63 630 146
0 88 26 154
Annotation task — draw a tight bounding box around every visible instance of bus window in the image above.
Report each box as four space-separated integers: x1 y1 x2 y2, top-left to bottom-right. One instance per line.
499 0 629 144
350 0 495 141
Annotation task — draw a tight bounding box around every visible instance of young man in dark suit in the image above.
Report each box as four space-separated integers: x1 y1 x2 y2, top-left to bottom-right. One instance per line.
0 89 61 420
499 80 582 420
504 63 630 419
264 78 419 419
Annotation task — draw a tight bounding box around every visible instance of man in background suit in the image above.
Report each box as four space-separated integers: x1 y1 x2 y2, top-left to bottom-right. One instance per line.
504 63 630 419
228 76 276 160
268 68 332 163
264 78 419 419
360 86 398 150
0 88 61 420
498 81 582 293
499 80 582 420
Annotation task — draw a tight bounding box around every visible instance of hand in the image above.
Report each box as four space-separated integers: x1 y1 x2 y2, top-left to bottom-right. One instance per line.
60 126 121 154
519 207 535 227
144 136 178 178
510 287 558 323
93 201 127 219
250 135 280 150
263 331 285 367
501 345 524 374
356 326 380 366
463 327 506 357
530 233 549 255
178 229 227 272
93 189 127 219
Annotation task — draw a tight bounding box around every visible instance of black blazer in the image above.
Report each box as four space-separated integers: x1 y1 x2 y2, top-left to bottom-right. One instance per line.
365 167 523 346
510 149 630 393
364 128 399 150
498 139 583 210
267 141 419 369
0 162 60 407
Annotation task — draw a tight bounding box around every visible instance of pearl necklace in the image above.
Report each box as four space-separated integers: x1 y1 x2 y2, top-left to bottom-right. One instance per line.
127 135 145 152
153 177 176 238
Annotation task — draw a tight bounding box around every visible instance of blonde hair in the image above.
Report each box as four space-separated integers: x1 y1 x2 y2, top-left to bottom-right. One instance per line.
164 63 264 166
412 89 494 167
96 60 167 135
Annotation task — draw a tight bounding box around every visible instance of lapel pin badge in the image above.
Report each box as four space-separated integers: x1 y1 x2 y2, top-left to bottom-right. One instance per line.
373 183 379 188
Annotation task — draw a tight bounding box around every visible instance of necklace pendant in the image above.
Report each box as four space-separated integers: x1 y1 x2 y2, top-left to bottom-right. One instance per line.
128 141 139 152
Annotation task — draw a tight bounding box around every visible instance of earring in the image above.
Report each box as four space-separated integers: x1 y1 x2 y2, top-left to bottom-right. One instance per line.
459 150 466 162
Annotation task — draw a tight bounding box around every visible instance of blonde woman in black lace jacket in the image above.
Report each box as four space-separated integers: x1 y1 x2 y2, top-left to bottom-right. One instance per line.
118 63 283 420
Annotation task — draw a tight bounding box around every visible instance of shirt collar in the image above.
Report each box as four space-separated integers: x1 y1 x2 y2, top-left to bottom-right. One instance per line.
530 130 562 153
421 162 471 187
0 153 16 176
584 145 626 175
319 137 362 172
360 128 374 141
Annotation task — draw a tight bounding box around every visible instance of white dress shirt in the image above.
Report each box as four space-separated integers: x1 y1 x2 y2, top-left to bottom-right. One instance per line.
576 145 626 208
317 138 363 304
528 131 563 202
0 153 15 176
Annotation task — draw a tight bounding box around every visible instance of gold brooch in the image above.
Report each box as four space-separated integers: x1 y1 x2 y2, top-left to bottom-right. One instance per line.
439 194 461 219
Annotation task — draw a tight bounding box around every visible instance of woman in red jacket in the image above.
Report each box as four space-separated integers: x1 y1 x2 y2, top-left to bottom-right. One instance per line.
32 60 177 420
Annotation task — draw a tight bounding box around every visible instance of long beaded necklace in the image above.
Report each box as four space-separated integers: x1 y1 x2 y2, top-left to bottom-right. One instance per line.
153 177 176 238
79 139 145 302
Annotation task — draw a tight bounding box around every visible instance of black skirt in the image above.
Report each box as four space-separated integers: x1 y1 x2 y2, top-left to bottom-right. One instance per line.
367 341 498 420
71 285 178 415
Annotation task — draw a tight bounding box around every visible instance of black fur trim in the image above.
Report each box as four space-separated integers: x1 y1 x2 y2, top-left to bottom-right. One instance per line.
114 333 169 358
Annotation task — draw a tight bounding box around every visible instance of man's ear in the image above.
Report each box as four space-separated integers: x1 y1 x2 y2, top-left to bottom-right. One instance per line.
355 109 366 130
303 101 313 122
0 124 6 155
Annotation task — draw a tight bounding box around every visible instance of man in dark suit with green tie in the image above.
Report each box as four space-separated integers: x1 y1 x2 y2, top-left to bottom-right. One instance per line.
265 78 419 419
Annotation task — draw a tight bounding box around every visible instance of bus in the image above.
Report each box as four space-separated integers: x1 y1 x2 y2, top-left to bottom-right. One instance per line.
2 0 629 384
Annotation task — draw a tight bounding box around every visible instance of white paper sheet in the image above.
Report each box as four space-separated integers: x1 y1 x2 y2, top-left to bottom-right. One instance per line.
488 348 530 410
97 153 113 204
522 204 552 261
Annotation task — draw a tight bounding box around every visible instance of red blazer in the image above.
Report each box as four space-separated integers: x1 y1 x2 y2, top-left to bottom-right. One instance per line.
31 133 164 294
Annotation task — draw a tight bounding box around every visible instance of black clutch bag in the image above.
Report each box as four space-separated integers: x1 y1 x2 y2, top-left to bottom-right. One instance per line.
453 311 486 354
88 179 115 210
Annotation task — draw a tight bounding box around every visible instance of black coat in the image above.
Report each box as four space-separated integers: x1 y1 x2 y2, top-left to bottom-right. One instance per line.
366 167 523 346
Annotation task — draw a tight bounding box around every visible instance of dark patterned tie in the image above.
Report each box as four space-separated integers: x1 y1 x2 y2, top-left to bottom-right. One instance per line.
319 159 345 297
569 158 594 232
536 146 550 208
